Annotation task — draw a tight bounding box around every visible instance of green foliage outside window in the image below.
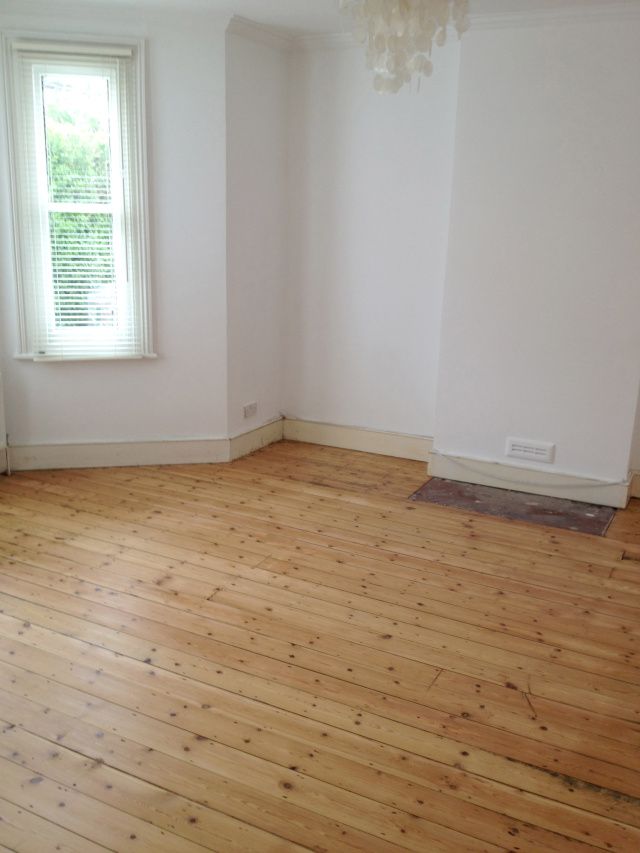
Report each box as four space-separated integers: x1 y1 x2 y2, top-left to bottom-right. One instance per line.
43 74 117 328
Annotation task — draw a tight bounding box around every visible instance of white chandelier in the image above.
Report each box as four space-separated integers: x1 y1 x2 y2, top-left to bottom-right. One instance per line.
340 0 470 93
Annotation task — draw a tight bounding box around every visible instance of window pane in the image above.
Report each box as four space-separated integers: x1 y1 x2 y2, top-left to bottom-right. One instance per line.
43 73 112 205
8 40 151 359
49 211 117 328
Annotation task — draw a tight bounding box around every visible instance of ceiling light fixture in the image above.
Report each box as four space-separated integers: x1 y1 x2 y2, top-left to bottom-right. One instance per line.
340 0 470 93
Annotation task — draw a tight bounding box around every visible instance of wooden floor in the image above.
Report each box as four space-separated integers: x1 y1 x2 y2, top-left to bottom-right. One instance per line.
0 441 639 852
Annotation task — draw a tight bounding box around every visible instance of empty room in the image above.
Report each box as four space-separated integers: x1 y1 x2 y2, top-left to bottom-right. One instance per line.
0 0 639 850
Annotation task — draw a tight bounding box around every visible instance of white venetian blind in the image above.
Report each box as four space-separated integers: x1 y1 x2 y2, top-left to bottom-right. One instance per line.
7 40 152 360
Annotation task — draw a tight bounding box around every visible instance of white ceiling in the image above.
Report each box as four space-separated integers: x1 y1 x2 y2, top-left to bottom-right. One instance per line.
39 0 624 35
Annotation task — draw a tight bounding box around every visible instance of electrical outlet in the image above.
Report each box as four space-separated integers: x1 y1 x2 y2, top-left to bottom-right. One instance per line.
243 402 257 419
506 437 555 464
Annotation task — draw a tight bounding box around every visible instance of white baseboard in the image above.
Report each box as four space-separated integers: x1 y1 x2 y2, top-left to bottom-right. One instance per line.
428 452 631 509
6 418 637 510
7 418 286 472
229 419 284 461
283 418 432 463
8 439 230 471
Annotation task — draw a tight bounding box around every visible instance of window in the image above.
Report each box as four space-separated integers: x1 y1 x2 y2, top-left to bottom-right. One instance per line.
4 37 153 360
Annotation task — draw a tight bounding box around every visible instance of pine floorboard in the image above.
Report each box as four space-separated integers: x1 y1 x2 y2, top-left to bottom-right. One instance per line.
0 440 638 852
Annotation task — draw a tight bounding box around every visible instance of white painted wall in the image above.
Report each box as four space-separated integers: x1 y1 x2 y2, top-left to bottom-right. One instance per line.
433 13 640 484
0 0 230 446
284 41 459 439
3 0 639 494
226 24 288 437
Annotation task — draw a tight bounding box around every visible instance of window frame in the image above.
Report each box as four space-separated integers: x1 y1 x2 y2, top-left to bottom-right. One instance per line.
2 32 155 362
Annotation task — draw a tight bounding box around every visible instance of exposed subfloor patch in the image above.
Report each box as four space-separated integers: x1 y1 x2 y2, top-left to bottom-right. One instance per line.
410 478 616 536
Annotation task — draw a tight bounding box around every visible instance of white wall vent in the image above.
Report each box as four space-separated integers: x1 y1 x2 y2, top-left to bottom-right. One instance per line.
506 437 556 464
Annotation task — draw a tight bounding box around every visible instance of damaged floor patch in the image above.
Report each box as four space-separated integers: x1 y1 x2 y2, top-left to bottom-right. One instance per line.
410 479 616 535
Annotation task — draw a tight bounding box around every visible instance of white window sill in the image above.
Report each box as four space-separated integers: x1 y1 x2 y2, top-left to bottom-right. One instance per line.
15 353 158 363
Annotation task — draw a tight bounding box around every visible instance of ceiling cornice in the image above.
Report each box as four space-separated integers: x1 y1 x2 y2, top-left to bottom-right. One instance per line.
294 31 353 52
470 0 640 31
10 2 638 51
292 0 640 51
227 15 294 51
1 0 233 24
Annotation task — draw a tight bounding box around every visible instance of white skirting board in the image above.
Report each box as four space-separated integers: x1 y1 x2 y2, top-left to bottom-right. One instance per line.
283 418 433 462
4 417 638 510
229 419 284 460
8 419 285 471
0 370 6 474
428 452 631 509
8 439 231 470
6 418 428 470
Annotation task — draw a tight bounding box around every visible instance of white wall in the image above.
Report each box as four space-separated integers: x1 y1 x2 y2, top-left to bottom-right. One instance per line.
433 13 640 484
284 41 459 438
226 25 288 437
0 0 230 446
3 1 639 493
